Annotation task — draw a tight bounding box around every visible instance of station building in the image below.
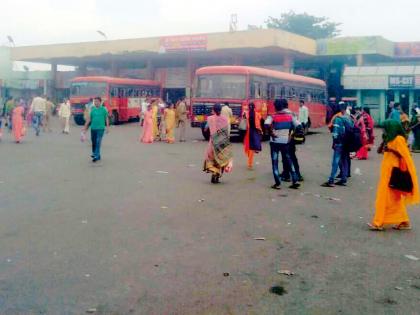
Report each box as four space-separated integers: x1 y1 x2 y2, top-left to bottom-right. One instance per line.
1 29 420 124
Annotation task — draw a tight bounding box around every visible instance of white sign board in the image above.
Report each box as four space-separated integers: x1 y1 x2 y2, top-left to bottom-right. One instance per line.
342 76 388 90
128 98 141 109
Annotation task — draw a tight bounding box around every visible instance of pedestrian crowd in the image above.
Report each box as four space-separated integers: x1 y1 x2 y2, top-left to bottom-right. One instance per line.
140 97 188 144
1 95 419 231
0 95 74 143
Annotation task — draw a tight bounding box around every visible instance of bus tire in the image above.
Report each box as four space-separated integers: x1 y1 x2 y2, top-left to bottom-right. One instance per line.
238 129 246 142
111 111 119 125
74 115 85 126
201 126 210 141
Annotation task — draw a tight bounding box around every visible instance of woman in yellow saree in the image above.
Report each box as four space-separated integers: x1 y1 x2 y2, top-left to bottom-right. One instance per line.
369 120 419 231
151 100 159 141
164 103 176 143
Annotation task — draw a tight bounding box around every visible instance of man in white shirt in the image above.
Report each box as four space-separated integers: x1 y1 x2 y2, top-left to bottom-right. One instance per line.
221 102 233 137
298 100 309 134
30 95 47 136
58 99 72 134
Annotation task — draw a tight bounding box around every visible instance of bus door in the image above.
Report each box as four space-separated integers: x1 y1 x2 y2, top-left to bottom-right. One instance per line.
118 87 129 122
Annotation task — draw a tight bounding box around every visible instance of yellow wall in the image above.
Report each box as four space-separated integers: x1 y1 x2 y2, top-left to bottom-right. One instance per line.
11 29 317 63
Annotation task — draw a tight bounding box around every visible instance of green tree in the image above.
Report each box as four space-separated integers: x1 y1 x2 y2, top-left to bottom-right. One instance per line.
266 11 341 39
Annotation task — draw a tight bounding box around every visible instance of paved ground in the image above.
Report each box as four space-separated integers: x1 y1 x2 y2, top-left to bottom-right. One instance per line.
0 118 419 315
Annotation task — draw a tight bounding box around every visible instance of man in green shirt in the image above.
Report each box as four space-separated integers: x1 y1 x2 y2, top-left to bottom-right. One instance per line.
83 97 109 162
5 97 15 130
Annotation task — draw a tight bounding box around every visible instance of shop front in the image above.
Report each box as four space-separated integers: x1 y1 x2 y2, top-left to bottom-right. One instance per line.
342 66 420 124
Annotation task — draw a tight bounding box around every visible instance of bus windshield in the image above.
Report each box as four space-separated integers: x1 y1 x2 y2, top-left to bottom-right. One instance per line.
195 74 246 99
71 82 107 97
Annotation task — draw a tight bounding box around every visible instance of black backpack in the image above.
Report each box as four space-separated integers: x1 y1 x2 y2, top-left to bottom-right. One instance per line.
293 124 305 145
342 118 363 152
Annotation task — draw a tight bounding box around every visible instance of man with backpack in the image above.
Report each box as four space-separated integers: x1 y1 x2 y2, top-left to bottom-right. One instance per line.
322 102 355 187
265 99 301 190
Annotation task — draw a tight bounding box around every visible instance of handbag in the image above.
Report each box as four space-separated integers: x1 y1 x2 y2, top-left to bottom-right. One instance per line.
389 166 413 193
238 118 247 131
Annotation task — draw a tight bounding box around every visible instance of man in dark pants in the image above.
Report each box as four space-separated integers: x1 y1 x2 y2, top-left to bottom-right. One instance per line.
83 97 109 162
265 99 300 190
321 102 351 187
281 104 304 182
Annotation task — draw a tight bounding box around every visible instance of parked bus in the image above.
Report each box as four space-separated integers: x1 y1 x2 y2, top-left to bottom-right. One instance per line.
70 76 162 125
191 66 327 139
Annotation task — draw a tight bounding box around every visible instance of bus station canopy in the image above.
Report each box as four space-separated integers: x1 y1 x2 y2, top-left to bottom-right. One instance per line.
10 29 317 66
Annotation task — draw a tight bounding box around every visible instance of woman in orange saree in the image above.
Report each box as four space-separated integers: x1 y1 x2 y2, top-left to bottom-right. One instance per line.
369 120 419 230
203 104 233 184
12 102 25 143
140 105 154 143
243 103 262 169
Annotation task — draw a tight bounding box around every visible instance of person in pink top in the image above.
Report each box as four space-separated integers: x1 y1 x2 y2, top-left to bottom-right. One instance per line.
12 101 25 143
203 103 233 184
141 104 154 143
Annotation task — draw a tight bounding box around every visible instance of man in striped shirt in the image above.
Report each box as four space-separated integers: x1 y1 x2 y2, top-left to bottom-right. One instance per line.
264 99 300 190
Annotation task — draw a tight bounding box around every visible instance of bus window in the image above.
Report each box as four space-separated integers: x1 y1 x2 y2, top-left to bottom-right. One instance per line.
299 89 306 101
252 82 262 99
289 87 297 100
307 90 312 102
268 84 276 100
320 91 326 104
250 76 267 99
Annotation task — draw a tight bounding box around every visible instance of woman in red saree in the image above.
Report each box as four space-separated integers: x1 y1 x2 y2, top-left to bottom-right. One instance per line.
355 107 369 160
12 102 25 143
203 104 233 184
243 103 262 169
363 108 375 150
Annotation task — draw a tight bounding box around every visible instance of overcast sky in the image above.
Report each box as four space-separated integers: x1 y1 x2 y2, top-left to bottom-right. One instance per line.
1 0 419 47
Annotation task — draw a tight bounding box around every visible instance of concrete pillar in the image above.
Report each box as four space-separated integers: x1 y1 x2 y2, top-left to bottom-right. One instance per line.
78 64 87 76
51 62 57 100
379 90 386 124
110 60 119 77
232 55 242 66
186 56 196 98
145 59 154 80
394 90 400 103
356 54 364 66
356 90 362 107
283 54 294 73
43 79 48 95
409 90 415 117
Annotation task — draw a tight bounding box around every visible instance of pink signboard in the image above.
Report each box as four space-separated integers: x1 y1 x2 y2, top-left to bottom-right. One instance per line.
159 35 207 53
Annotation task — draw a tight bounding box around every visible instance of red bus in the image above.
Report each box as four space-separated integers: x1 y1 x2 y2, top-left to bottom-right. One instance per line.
191 66 327 139
70 76 162 125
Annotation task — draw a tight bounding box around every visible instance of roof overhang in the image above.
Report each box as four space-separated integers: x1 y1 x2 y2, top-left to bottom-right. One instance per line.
10 29 317 66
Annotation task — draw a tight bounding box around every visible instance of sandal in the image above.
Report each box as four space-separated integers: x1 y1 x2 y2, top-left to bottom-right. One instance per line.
271 184 281 190
367 223 384 231
393 223 412 230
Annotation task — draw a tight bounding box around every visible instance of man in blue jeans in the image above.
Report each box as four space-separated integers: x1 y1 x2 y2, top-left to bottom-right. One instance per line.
83 97 109 162
321 102 351 187
265 99 300 190
30 95 47 136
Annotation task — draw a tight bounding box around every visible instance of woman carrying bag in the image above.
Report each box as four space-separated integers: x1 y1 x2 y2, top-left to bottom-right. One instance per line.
243 103 262 170
368 120 419 231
